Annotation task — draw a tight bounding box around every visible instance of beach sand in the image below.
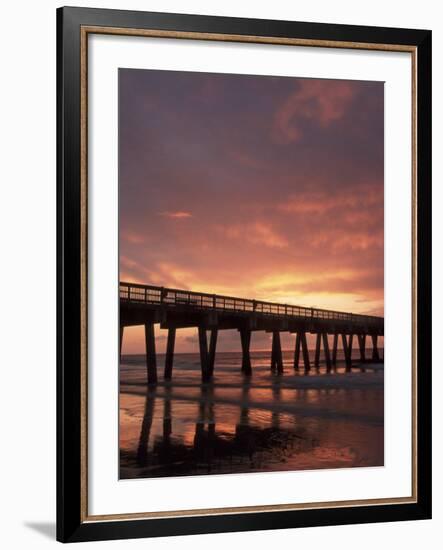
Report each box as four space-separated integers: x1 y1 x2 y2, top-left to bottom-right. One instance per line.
119 352 384 480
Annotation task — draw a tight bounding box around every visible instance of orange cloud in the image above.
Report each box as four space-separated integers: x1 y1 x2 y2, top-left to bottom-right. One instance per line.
311 231 383 252
218 221 288 249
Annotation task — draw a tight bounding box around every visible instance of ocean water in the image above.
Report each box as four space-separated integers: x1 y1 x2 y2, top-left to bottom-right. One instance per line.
119 350 384 479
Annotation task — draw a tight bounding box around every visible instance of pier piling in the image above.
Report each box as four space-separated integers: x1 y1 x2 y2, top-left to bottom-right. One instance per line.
300 332 311 372
349 334 354 362
271 331 284 373
371 334 380 361
164 327 176 380
293 332 301 370
119 325 124 362
358 334 366 361
314 333 321 369
322 333 332 372
240 329 252 375
144 323 158 385
208 329 218 376
332 333 338 368
341 333 352 372
198 327 212 382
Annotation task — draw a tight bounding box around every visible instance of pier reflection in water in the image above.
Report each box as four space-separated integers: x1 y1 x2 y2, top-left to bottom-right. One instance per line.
120 354 384 479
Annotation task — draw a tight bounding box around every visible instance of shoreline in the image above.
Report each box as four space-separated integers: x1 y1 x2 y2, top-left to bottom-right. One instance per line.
120 366 384 394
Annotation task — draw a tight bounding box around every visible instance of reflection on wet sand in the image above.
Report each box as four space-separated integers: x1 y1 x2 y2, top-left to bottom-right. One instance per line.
120 370 384 479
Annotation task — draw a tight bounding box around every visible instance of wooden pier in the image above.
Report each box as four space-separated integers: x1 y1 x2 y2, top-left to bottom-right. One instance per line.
120 282 384 384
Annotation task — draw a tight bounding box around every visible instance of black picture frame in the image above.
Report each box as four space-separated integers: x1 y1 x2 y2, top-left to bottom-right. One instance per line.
57 6 432 543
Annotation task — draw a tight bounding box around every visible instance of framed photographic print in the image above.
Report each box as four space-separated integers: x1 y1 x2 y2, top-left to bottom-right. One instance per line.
57 6 432 543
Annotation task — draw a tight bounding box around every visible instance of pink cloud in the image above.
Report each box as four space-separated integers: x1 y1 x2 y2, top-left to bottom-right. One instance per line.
279 184 382 216
122 230 145 244
272 80 355 144
160 211 193 219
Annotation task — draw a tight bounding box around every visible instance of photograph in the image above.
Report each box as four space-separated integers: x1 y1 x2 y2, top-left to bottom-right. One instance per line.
118 68 385 480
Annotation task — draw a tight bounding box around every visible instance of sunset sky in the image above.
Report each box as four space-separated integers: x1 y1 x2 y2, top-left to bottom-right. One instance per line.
119 69 384 354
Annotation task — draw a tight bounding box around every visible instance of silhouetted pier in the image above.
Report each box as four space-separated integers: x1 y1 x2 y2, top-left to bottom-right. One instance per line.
120 282 384 384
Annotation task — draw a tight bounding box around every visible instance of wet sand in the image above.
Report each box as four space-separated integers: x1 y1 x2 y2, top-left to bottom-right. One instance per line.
119 352 384 479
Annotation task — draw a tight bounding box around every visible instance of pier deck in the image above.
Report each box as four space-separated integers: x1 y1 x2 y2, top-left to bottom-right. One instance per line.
120 282 384 383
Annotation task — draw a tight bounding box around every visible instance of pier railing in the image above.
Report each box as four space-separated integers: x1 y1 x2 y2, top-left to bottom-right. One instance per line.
120 282 383 329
